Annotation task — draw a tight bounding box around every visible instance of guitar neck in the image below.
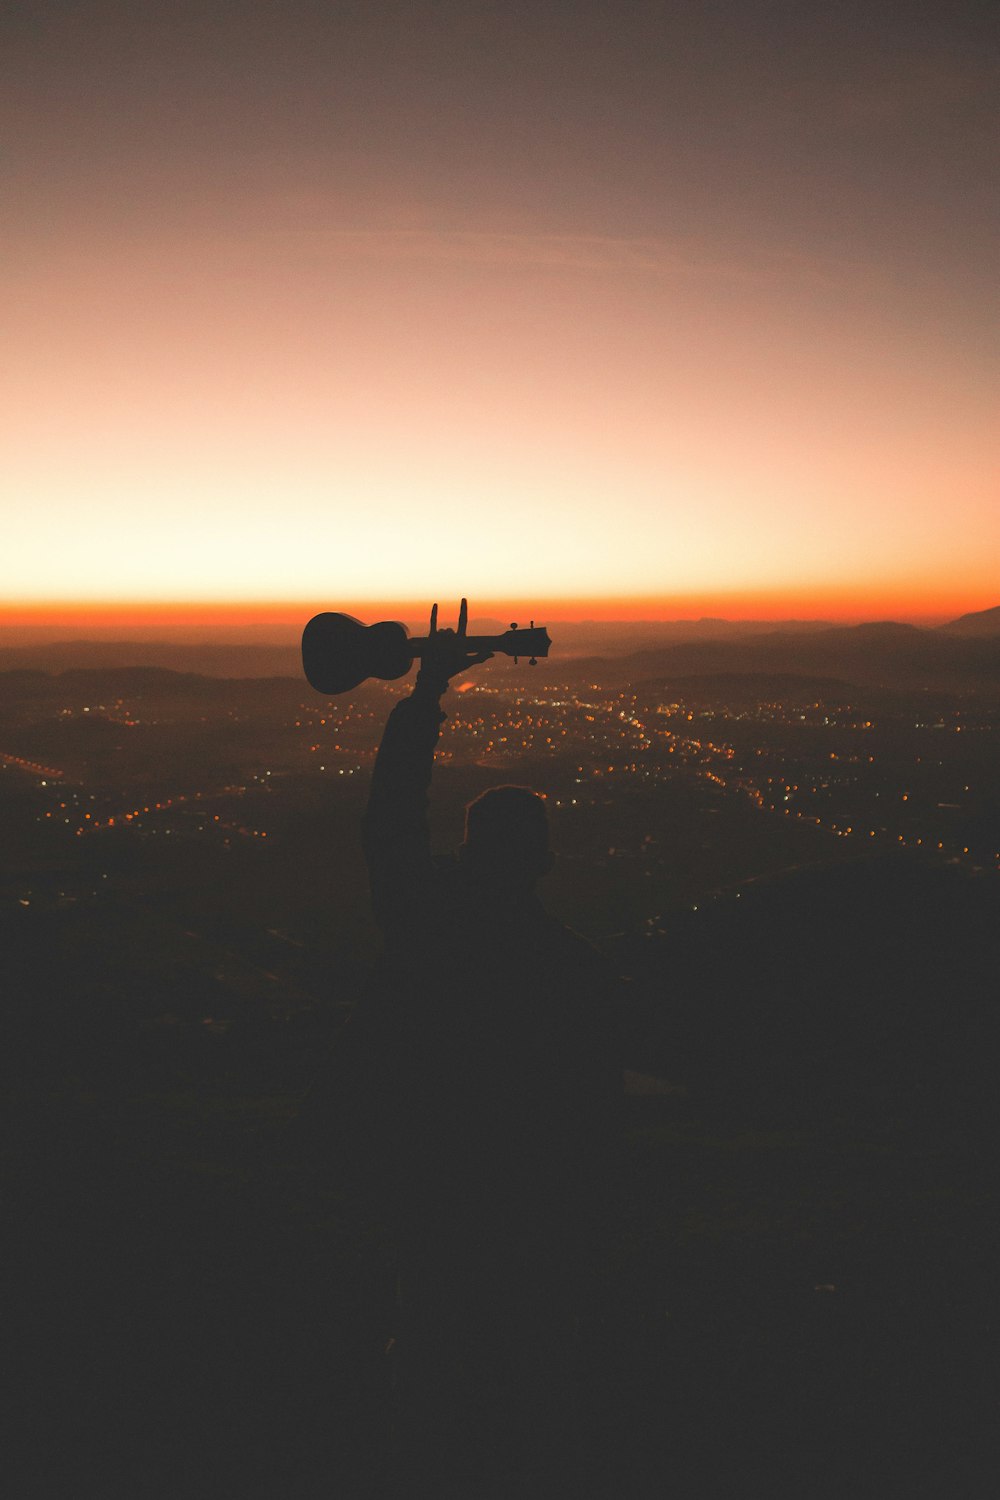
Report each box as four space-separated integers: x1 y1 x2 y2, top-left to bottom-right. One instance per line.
409 626 551 661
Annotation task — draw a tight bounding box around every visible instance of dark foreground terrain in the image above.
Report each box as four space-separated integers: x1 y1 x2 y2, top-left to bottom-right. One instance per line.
3 661 999 1495
6 862 1000 1499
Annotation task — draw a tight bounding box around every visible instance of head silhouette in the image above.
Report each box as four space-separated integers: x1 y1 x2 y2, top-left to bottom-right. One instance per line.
460 785 553 885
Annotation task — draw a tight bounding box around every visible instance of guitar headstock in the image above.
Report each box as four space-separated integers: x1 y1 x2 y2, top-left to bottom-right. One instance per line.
493 621 552 665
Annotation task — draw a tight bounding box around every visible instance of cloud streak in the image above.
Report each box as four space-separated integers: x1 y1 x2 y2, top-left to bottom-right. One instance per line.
261 226 856 289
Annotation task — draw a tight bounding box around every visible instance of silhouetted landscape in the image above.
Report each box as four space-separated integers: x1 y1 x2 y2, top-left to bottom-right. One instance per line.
4 616 1000 1494
10 0 998 1484
6 607 1000 688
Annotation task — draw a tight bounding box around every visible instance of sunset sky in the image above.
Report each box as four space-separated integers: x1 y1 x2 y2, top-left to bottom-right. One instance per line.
3 0 997 627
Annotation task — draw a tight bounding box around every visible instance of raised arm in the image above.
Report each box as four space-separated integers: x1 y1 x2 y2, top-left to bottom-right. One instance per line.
361 600 492 939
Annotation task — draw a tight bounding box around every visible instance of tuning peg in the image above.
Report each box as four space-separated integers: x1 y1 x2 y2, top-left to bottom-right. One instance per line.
529 657 537 666
510 622 518 631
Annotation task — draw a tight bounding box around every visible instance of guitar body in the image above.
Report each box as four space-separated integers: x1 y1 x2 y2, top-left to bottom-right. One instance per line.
302 613 412 695
302 605 550 695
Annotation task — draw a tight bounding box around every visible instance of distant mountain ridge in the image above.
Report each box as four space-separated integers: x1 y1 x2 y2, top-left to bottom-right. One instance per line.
536 618 1000 692
939 604 1000 636
0 622 834 677
0 616 882 676
0 640 303 678
1 607 997 689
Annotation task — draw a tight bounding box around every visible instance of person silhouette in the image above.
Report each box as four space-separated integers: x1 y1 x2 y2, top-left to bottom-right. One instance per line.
360 600 623 1496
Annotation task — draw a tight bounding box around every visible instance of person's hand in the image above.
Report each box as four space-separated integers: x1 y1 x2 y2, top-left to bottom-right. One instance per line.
416 598 493 695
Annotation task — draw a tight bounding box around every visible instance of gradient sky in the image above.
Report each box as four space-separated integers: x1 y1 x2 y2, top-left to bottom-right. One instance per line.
3 0 997 624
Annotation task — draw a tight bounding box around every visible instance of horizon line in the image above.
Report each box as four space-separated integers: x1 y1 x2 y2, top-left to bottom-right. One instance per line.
0 593 993 636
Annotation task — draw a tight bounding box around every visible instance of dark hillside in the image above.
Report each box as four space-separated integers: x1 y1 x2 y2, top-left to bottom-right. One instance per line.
939 604 1000 636
6 853 1000 1496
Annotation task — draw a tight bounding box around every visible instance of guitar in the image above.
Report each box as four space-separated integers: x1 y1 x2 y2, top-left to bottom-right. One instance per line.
302 611 552 696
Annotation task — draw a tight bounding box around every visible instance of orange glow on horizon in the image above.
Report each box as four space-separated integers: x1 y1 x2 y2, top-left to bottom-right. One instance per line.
6 8 996 650
0 583 994 635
